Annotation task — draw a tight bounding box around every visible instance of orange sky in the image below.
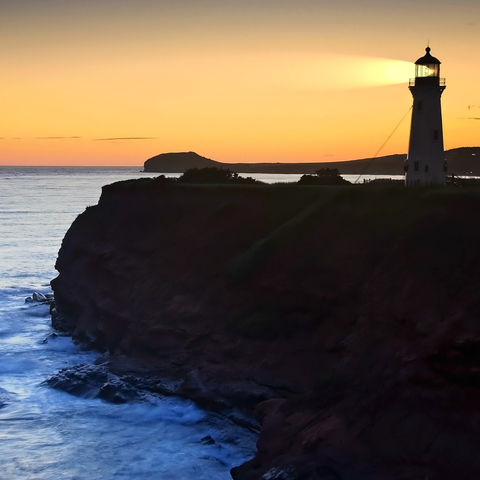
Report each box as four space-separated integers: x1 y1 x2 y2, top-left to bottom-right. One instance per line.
1 0 478 166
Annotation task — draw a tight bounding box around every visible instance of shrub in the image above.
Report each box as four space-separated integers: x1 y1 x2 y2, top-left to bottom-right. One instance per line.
298 168 350 185
178 167 261 184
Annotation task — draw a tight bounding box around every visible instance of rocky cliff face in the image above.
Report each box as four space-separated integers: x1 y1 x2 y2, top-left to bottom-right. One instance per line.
52 179 480 479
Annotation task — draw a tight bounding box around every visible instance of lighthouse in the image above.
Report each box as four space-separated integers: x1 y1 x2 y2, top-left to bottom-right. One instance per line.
405 47 446 185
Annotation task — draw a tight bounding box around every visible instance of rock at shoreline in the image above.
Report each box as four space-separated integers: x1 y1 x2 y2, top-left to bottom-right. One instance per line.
49 302 72 334
25 291 52 303
44 363 144 404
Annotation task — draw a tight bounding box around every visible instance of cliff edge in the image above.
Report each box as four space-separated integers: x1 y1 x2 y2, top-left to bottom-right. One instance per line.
51 179 480 479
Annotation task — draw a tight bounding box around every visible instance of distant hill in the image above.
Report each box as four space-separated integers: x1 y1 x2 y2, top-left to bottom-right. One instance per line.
144 152 217 172
144 147 480 176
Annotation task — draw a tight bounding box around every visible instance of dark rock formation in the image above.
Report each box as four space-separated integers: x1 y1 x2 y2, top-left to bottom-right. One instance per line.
143 147 480 175
44 361 149 403
144 151 218 172
51 180 480 478
25 291 53 304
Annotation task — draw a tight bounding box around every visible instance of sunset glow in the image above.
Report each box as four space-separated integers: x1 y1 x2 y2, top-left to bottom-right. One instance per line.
1 0 478 166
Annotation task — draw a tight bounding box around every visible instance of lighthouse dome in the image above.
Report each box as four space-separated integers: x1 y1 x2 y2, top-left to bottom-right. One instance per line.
415 47 441 65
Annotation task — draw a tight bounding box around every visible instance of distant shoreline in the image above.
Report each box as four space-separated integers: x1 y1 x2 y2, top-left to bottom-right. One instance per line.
1 146 479 175
143 147 480 176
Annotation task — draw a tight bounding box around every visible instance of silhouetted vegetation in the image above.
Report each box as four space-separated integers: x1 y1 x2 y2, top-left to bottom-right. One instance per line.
177 167 262 184
100 175 174 196
298 168 350 185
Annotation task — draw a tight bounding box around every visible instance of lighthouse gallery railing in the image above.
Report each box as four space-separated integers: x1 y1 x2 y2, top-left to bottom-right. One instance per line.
409 78 446 87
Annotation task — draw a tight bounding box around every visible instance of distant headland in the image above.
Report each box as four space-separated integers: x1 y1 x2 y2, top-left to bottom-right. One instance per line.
143 147 480 175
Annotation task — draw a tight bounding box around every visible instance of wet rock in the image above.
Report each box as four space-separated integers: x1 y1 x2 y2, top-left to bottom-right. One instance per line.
98 379 139 404
94 353 111 365
261 466 297 480
44 363 142 403
148 378 183 397
33 292 47 302
45 364 108 396
26 292 49 303
41 332 58 344
49 303 71 333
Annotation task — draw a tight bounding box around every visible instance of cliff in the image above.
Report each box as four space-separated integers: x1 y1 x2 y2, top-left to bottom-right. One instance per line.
143 147 480 175
51 179 480 479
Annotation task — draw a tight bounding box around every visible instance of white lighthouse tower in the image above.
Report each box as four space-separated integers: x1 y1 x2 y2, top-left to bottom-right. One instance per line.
405 47 446 185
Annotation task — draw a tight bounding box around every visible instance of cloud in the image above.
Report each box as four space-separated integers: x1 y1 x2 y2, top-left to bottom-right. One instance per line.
94 137 158 141
35 136 82 139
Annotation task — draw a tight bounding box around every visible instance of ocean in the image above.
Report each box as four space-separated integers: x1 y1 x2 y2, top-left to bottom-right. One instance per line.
0 166 259 480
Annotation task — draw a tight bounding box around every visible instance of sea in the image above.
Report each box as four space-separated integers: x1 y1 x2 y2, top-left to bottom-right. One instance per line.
0 166 403 480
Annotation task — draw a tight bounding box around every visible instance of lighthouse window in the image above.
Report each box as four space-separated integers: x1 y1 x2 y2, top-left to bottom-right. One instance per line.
433 130 439 140
425 165 429 172
417 100 423 111
414 161 419 171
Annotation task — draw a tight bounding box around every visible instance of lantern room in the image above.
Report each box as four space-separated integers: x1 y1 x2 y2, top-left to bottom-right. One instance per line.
414 47 441 80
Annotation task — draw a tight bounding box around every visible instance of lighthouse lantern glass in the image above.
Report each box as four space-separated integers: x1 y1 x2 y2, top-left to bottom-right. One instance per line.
415 63 440 78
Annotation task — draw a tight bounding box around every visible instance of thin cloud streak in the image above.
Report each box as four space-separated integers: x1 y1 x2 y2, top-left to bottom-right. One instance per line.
94 137 159 141
35 136 82 139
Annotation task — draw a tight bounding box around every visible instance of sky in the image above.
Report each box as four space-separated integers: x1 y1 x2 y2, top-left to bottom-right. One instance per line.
1 0 479 166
